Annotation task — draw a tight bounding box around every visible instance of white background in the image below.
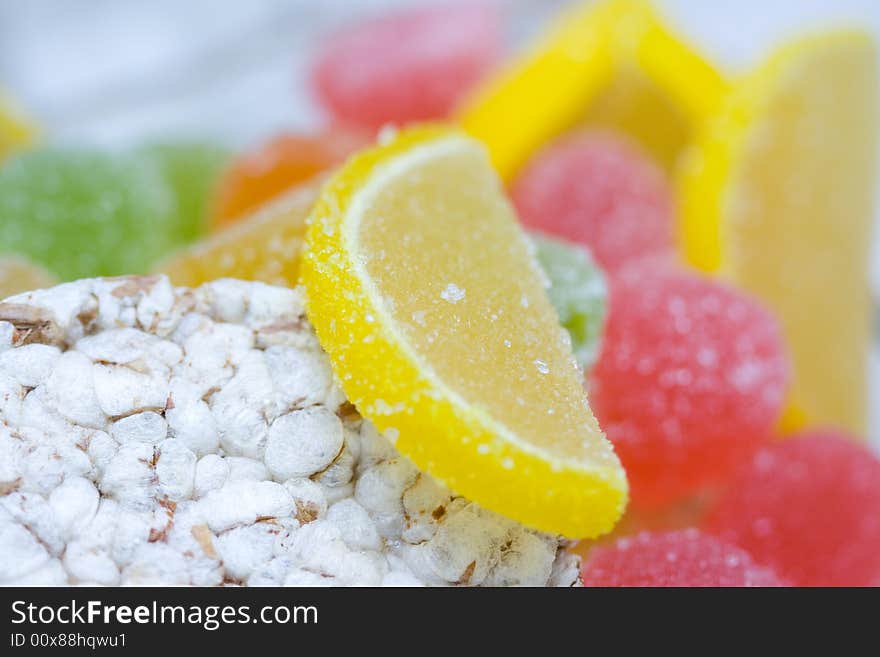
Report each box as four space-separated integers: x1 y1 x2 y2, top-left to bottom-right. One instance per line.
0 0 877 442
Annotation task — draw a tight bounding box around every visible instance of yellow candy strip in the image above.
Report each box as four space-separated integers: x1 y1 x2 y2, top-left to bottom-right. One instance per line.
623 3 727 124
460 0 724 180
459 0 617 180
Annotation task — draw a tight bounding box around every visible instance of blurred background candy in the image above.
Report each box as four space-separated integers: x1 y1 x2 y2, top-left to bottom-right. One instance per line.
0 87 37 160
312 2 501 128
678 30 877 438
703 431 880 586
0 148 179 279
211 128 369 229
589 263 790 507
581 529 786 587
0 145 226 280
145 141 231 240
511 130 674 273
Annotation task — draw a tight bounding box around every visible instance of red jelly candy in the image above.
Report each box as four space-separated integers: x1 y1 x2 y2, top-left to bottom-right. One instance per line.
705 432 880 586
510 131 673 272
589 264 790 506
582 529 785 587
311 3 500 128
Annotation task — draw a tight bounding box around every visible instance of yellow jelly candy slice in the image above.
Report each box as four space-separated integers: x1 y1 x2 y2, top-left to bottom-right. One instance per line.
0 255 57 299
679 31 877 436
459 0 723 179
156 180 319 287
301 125 627 537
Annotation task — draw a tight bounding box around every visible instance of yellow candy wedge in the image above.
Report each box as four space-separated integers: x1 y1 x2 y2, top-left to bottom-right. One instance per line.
0 90 37 161
156 179 319 287
301 125 627 537
459 0 724 179
0 255 57 299
679 31 878 436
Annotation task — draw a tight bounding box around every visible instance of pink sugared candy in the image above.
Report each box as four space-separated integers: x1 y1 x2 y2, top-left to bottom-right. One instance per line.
589 264 790 507
582 529 785 587
311 3 500 128
705 432 880 587
510 131 673 272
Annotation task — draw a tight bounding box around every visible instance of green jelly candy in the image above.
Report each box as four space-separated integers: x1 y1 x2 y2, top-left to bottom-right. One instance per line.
0 148 178 280
530 232 607 370
142 142 230 243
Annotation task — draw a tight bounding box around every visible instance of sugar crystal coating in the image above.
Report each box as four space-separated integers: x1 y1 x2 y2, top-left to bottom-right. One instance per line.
582 529 785 587
704 432 880 586
510 131 673 272
589 263 790 506
311 4 500 128
0 276 578 586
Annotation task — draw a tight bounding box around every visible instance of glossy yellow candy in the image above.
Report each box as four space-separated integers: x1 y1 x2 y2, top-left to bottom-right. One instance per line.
459 0 723 179
301 125 627 537
680 31 878 436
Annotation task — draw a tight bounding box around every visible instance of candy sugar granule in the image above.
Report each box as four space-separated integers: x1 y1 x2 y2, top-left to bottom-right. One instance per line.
510 131 673 272
589 263 790 507
704 432 880 587
311 3 500 128
581 529 785 587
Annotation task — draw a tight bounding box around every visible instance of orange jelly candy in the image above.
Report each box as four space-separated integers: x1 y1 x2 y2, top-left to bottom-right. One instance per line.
211 128 370 230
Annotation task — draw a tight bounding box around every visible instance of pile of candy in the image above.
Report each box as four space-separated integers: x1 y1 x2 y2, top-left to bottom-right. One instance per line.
1 1 878 586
